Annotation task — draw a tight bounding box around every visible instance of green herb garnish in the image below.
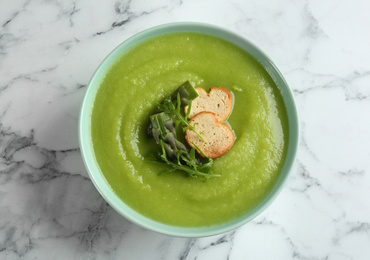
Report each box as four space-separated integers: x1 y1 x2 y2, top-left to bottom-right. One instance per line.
150 139 217 180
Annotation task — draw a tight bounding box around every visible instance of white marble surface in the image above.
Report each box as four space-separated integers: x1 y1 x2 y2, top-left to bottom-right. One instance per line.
1 0 369 259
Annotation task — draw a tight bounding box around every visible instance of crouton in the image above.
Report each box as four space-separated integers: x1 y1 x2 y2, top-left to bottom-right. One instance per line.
185 87 232 122
185 112 234 159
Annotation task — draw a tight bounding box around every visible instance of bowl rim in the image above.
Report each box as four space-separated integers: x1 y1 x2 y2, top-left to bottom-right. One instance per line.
79 22 299 238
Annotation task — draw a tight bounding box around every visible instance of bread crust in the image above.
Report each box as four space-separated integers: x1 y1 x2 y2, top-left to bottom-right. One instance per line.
185 87 232 122
185 112 234 159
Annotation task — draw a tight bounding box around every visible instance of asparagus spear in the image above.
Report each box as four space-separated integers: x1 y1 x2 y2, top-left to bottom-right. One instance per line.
171 81 199 106
150 112 189 160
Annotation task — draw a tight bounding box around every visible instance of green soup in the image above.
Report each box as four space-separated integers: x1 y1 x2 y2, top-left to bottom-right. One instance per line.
91 33 288 227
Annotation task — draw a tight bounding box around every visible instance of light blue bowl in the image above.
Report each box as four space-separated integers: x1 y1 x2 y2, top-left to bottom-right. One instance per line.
79 22 299 237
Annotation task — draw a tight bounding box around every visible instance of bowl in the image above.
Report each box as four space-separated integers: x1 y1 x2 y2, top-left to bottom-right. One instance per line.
79 22 299 237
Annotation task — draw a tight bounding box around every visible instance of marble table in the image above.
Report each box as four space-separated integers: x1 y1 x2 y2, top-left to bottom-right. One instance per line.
1 0 369 259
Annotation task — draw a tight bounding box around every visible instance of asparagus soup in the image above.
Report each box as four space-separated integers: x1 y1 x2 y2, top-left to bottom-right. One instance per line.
91 32 288 227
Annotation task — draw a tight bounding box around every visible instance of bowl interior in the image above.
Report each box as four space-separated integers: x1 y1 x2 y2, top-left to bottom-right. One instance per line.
79 22 299 237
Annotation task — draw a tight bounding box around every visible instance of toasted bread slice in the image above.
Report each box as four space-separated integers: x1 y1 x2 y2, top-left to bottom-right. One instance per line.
185 112 234 159
185 87 232 122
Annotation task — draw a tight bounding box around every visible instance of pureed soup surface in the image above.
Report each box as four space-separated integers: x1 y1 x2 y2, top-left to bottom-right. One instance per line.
91 33 288 227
